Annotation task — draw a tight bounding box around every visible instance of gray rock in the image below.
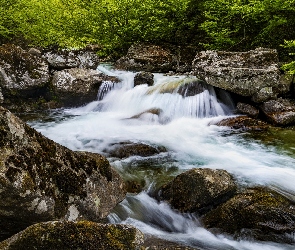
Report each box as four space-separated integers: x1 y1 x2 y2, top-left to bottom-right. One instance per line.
202 187 295 243
0 107 126 240
192 48 290 102
28 48 42 57
157 168 237 214
236 102 259 118
43 49 100 70
52 68 119 107
260 98 295 126
134 71 154 87
0 44 50 94
0 221 144 250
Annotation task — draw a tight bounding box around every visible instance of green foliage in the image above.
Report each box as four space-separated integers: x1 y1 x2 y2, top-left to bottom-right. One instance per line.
281 40 295 74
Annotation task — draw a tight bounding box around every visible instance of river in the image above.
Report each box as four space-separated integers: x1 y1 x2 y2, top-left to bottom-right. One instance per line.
28 65 295 250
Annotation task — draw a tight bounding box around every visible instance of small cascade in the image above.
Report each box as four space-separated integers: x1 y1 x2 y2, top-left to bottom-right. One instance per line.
95 70 234 121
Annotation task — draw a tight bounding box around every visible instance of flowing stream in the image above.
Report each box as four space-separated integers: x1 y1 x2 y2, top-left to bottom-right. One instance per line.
28 65 295 250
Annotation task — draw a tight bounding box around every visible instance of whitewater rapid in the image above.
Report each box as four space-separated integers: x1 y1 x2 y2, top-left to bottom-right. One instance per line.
28 65 295 250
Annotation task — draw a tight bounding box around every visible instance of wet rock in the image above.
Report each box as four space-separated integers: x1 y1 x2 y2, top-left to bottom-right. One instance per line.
0 107 126 240
43 49 100 71
0 221 144 250
192 48 290 103
202 187 295 243
236 102 259 118
125 179 146 194
104 141 166 159
177 79 207 97
0 44 50 103
52 68 119 107
143 236 199 250
260 98 295 126
157 168 237 214
128 108 162 119
214 116 269 131
134 71 154 87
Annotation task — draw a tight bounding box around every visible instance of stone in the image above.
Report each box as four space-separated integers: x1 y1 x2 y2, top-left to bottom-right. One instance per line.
52 68 119 107
0 44 50 98
103 141 166 159
0 107 126 240
28 48 42 57
213 116 269 131
202 187 295 243
192 48 290 102
0 221 144 250
236 102 259 118
157 168 237 214
134 71 154 87
260 98 295 126
43 49 100 71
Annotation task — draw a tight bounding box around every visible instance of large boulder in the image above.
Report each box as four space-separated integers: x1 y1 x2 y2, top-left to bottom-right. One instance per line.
43 49 100 71
0 107 126 240
0 221 144 250
115 44 198 73
260 98 295 126
0 44 50 110
134 71 154 87
157 168 237 214
192 48 290 103
202 187 295 243
52 68 119 107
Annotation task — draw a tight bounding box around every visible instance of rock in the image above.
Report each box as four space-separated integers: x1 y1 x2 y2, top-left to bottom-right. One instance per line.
116 44 174 72
43 49 100 71
236 102 259 118
0 221 144 250
260 98 295 126
176 79 207 97
128 108 162 119
202 187 295 243
192 48 290 103
157 168 237 214
143 236 199 250
213 116 269 131
0 44 50 99
103 141 166 159
0 107 126 240
52 68 119 107
134 71 154 87
28 48 42 57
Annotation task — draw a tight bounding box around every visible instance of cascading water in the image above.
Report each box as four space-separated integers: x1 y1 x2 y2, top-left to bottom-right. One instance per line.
28 65 295 250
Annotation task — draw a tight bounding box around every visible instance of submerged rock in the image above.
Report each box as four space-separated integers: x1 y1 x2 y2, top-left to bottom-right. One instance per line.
52 68 119 107
143 236 199 250
134 71 154 87
192 48 290 103
103 141 166 159
0 221 144 250
214 116 269 131
157 168 237 214
0 107 126 240
260 98 295 126
202 187 295 243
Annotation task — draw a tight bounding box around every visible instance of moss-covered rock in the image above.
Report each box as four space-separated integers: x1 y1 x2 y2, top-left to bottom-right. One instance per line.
156 168 237 214
0 221 144 250
0 106 126 240
202 187 295 243
0 44 51 112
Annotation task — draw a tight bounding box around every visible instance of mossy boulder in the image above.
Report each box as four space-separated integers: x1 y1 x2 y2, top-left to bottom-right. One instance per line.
0 106 126 240
213 116 269 131
157 168 237 214
52 68 119 107
0 221 144 250
202 187 295 243
0 44 51 111
192 48 290 103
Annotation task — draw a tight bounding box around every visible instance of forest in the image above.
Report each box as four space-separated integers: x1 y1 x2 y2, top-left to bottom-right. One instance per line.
0 0 294 73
